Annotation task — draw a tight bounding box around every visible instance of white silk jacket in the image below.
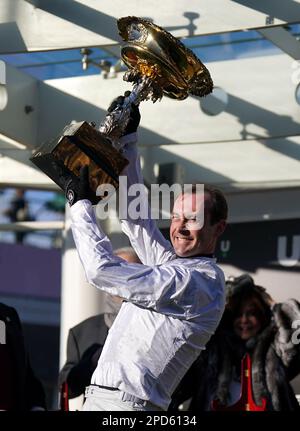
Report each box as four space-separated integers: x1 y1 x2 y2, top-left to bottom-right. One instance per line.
70 133 226 410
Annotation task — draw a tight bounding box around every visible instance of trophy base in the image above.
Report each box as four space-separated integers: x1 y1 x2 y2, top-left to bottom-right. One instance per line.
30 121 129 205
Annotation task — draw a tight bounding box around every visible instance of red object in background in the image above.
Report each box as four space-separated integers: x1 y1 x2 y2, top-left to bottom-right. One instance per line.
60 382 69 411
211 353 267 411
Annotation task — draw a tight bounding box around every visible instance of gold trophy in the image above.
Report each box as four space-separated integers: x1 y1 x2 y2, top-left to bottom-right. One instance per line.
99 16 213 145
30 16 213 203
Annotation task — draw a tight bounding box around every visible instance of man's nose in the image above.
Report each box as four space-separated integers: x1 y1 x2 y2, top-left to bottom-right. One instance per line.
178 219 189 232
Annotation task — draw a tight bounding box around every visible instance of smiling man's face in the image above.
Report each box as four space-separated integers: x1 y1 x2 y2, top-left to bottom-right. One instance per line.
170 192 226 258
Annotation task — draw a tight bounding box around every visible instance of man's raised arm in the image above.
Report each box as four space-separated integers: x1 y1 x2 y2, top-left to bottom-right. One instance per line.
110 95 175 266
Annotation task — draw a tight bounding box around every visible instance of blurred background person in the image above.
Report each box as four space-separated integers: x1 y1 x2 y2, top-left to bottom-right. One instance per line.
3 189 33 244
58 247 140 407
0 302 46 410
170 274 300 411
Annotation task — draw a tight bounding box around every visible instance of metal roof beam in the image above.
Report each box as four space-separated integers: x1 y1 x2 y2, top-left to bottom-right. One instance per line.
258 26 300 60
232 0 300 24
1 0 300 53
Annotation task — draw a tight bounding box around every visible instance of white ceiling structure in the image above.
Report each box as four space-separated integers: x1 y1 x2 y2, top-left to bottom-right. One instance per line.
0 0 298 52
0 0 300 222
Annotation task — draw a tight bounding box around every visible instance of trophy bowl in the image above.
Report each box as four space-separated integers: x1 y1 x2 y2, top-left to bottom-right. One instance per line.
99 16 213 142
118 16 213 100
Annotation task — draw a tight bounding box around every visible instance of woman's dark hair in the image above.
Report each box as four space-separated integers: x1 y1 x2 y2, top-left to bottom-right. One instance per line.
223 274 272 331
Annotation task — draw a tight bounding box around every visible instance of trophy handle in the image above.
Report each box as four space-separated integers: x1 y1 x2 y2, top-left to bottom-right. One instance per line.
98 76 154 149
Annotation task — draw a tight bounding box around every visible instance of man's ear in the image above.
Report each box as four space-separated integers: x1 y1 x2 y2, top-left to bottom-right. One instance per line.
216 219 227 237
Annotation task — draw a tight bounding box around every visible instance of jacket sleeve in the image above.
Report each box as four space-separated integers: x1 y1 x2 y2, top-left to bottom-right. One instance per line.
273 299 300 380
70 200 224 321
119 133 175 266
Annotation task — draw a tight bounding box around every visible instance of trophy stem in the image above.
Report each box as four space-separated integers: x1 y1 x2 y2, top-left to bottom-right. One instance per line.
98 76 155 150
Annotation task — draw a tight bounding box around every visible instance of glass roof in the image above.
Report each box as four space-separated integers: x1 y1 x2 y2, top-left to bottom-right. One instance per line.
1 25 299 81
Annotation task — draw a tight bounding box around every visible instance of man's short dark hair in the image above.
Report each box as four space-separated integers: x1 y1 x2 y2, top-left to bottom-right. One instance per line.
204 185 228 225
182 183 228 225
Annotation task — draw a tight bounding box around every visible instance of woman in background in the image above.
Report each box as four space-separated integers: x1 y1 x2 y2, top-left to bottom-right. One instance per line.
170 274 300 411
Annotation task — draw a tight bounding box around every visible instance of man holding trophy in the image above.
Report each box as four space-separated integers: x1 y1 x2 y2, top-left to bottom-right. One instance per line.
31 17 228 411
